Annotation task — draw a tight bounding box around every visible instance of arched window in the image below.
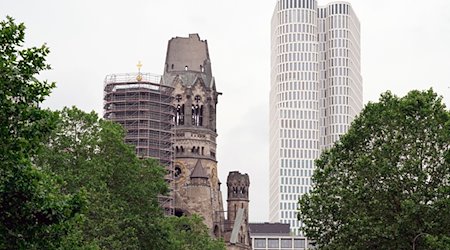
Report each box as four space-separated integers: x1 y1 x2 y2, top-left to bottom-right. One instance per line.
185 65 188 71
171 64 174 69
174 165 182 179
176 104 185 125
214 225 220 238
209 105 214 129
192 95 203 126
199 105 203 126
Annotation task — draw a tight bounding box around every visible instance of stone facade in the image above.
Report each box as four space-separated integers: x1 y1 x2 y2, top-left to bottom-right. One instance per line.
164 34 251 250
223 172 252 250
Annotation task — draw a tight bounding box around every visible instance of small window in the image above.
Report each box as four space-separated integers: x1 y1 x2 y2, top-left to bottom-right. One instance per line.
185 65 188 71
268 238 279 248
294 239 306 247
174 165 182 179
213 225 220 238
255 238 266 248
281 239 292 248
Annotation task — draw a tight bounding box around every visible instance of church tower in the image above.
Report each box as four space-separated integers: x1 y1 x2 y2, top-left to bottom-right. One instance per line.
163 34 224 236
225 171 251 250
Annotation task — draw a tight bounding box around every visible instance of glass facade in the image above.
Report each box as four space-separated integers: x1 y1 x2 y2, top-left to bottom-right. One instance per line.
270 0 362 235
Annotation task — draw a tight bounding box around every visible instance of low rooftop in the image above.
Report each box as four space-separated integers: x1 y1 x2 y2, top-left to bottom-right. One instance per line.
249 222 290 235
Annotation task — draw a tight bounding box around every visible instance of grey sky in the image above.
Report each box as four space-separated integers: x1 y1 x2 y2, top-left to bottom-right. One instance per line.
2 0 449 223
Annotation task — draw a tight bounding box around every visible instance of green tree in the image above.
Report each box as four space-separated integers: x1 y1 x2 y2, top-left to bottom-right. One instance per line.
0 17 85 249
163 215 226 250
37 107 228 249
298 90 450 249
36 107 170 249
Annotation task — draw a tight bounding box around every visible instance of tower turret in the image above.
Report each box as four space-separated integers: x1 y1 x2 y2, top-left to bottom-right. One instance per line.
227 172 250 225
184 160 214 227
225 171 251 249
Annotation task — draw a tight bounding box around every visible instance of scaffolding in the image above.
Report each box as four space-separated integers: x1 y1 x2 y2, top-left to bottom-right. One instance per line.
103 72 174 216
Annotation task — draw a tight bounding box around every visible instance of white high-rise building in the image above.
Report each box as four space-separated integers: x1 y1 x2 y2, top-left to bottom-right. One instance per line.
269 0 362 234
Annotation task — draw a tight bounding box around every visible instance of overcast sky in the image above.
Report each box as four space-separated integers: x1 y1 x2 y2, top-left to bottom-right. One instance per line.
2 0 450 223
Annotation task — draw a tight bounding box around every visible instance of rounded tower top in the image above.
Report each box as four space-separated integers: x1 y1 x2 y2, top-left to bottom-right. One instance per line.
164 33 212 75
163 33 215 90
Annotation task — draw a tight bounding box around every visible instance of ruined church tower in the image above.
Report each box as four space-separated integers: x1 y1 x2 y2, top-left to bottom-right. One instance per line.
225 172 251 250
163 34 224 236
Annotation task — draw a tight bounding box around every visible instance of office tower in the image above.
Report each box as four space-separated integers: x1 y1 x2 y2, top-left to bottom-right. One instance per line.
269 0 362 234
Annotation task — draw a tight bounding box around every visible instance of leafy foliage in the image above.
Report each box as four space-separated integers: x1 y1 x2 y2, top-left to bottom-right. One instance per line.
36 107 170 249
36 107 226 249
298 90 450 249
0 16 85 249
162 215 226 250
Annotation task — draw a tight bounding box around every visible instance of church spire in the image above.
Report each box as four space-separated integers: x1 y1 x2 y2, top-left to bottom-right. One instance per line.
190 159 208 179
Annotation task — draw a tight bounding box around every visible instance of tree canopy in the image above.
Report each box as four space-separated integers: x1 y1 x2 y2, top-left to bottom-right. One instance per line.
162 215 226 250
0 16 84 249
35 107 226 250
298 90 450 249
36 107 171 249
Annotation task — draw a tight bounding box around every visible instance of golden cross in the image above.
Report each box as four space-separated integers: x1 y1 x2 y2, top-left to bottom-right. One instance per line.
137 61 143 73
136 61 143 81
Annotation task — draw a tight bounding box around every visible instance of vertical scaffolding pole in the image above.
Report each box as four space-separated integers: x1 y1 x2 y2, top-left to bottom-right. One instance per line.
104 73 174 216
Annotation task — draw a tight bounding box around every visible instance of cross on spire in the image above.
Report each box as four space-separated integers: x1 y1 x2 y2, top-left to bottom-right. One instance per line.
137 61 143 72
136 61 143 81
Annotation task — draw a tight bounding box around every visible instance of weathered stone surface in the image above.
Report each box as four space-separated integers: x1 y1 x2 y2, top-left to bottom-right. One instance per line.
165 34 250 250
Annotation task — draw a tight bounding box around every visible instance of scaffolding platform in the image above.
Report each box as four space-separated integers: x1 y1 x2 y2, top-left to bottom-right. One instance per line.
104 72 175 216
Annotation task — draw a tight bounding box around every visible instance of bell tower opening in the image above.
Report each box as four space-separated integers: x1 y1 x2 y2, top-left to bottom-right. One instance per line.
175 94 184 125
192 95 203 126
